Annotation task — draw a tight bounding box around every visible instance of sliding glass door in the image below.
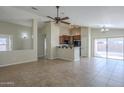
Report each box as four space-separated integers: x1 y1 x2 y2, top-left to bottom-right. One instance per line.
94 37 124 60
108 38 123 60
94 39 107 58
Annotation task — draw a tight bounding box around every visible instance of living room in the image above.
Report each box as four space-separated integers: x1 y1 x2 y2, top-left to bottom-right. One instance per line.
0 6 124 88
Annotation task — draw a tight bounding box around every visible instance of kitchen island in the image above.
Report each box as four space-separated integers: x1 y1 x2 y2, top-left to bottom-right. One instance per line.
56 46 80 61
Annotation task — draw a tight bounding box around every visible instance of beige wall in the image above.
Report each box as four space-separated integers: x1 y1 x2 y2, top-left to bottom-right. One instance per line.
38 28 44 57
50 23 59 59
0 19 37 67
0 21 33 50
81 27 89 57
59 24 70 36
70 27 81 36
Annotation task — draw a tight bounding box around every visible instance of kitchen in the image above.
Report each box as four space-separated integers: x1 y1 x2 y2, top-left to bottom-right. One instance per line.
56 25 81 61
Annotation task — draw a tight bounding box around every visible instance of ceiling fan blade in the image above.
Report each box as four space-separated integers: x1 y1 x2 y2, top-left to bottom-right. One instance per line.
61 21 70 25
61 17 69 20
47 16 55 20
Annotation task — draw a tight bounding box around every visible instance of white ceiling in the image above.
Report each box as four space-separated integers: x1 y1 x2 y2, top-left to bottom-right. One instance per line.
1 6 124 28
0 6 44 27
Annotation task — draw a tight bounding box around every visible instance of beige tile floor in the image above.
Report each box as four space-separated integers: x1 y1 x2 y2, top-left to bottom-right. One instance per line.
0 57 124 87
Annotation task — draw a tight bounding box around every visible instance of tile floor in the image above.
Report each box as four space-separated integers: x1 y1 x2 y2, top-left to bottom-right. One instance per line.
0 57 124 87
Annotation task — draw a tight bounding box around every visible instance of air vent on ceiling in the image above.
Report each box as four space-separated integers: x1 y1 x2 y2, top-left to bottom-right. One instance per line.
31 7 38 11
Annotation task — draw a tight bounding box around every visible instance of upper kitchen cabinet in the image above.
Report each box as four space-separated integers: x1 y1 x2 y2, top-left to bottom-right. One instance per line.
59 35 71 44
73 35 81 40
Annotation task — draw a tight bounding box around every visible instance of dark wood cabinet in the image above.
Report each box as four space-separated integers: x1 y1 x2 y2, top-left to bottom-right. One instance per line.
59 35 70 44
59 35 81 44
73 35 81 40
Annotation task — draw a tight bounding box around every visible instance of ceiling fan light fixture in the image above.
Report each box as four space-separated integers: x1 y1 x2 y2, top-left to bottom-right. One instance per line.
101 28 105 32
101 26 109 32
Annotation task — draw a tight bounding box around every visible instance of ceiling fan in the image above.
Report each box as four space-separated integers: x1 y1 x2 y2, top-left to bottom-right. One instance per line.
47 6 70 25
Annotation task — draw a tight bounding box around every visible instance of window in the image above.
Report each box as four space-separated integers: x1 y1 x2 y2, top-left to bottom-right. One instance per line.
0 35 11 51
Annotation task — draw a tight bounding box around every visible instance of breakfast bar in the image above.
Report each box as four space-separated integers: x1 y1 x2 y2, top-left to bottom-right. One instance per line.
56 46 80 61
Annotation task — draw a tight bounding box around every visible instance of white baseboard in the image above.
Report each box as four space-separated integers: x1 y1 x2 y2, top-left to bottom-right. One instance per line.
0 59 37 67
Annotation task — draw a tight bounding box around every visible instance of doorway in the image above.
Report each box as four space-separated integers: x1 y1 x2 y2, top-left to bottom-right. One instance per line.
43 34 47 58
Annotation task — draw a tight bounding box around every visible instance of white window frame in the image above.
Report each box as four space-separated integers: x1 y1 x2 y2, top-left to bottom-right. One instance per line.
0 34 12 51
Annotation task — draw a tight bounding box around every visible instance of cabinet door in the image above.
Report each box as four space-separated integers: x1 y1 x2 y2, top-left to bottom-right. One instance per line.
73 35 80 40
59 36 64 44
